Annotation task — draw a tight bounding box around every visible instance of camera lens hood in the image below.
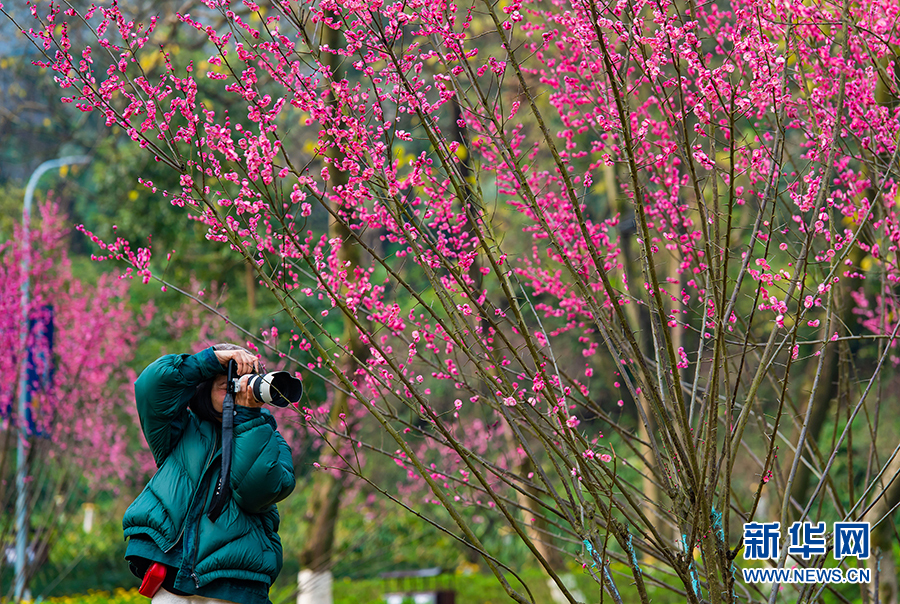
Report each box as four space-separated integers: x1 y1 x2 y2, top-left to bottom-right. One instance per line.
248 371 303 407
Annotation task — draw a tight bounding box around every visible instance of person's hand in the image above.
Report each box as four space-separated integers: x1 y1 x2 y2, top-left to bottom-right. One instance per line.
214 348 260 376
234 375 264 408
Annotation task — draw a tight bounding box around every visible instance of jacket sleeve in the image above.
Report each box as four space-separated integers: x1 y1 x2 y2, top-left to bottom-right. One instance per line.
134 347 223 466
230 409 296 514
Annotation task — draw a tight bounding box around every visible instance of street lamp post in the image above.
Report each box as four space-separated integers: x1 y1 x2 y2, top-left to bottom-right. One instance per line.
15 155 90 602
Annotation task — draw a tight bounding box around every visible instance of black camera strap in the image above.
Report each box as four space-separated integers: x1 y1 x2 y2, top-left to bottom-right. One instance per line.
208 360 236 522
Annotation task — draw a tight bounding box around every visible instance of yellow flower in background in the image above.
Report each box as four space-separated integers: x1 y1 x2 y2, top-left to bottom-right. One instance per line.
861 256 874 272
42 588 143 604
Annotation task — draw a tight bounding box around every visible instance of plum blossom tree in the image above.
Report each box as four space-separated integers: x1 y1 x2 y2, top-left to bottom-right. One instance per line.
10 0 900 602
0 199 147 597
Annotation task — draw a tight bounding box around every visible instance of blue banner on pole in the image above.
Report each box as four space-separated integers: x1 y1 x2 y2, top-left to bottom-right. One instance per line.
24 305 54 437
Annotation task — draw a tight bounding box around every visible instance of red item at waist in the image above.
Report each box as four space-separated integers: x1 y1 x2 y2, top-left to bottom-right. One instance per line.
139 562 167 598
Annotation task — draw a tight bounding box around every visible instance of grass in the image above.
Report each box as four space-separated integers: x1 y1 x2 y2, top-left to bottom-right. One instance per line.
267 565 670 604
24 568 617 604
9 562 877 604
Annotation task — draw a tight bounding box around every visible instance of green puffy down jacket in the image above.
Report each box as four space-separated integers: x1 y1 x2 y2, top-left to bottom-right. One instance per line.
122 348 295 598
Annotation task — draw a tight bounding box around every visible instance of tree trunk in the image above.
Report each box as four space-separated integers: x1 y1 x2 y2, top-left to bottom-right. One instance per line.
297 463 341 604
244 261 256 318
453 96 582 601
864 452 900 604
787 245 863 517
297 18 362 604
606 162 666 556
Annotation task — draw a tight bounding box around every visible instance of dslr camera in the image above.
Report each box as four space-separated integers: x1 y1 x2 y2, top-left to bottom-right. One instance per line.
232 371 303 407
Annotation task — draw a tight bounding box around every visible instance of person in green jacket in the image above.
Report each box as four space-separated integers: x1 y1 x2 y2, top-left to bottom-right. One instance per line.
123 344 296 604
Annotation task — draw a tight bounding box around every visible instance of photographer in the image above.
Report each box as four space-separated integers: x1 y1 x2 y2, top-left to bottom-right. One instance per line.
123 344 296 604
